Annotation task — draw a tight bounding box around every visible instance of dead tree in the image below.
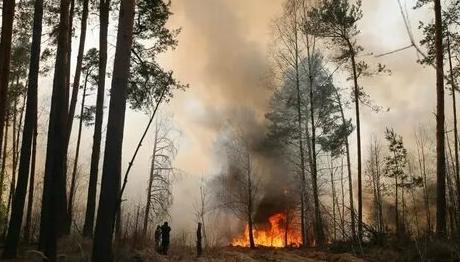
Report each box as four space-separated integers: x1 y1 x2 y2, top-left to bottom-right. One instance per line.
213 127 260 249
142 117 177 238
415 128 432 234
365 138 385 235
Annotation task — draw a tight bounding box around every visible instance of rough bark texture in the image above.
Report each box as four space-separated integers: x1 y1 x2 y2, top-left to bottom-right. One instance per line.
0 0 16 162
38 0 71 260
434 0 447 238
2 0 43 257
91 0 135 259
83 0 110 238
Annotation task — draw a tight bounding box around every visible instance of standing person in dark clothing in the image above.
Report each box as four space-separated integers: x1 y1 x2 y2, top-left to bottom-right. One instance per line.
196 222 202 257
160 222 171 255
154 225 161 252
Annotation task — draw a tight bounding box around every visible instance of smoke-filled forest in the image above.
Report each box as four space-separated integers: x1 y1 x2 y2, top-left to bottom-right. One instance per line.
0 0 459 261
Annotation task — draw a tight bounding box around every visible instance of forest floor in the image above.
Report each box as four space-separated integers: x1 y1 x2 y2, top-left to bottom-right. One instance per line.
120 246 369 262
4 244 369 261
4 236 459 261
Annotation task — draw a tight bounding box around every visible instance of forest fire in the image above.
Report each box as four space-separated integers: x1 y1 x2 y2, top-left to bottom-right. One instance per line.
231 213 302 248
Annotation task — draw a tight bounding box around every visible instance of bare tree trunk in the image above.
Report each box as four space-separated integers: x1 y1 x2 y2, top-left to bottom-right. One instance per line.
38 0 72 259
434 0 447 238
333 87 356 240
143 123 158 238
0 113 9 204
24 123 37 243
395 168 399 235
247 155 255 249
445 142 457 236
416 131 431 234
446 131 459 235
306 43 324 246
293 24 308 249
7 97 18 216
66 71 90 233
66 0 89 144
330 159 337 241
346 39 363 241
91 0 135 259
0 0 16 162
83 0 110 238
2 0 43 255
340 158 346 239
447 33 460 234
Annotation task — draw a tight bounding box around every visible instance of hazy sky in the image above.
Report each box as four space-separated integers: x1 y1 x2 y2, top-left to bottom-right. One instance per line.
32 0 446 236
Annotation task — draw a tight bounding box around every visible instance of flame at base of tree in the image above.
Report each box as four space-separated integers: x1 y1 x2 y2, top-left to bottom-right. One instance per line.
231 212 302 248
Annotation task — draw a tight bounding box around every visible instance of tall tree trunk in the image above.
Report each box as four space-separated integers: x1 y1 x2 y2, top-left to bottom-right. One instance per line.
83 0 110 238
143 123 158 238
91 0 135 259
347 39 363 241
24 123 37 243
0 113 9 204
66 71 90 233
59 0 75 236
7 97 18 216
340 158 346 239
307 47 324 246
66 0 89 145
434 0 447 238
247 154 255 249
292 13 308 246
0 0 16 162
2 0 43 256
447 32 460 234
333 87 356 240
395 169 399 235
445 139 457 236
330 160 337 241
416 131 431 233
15 94 26 171
64 0 89 232
38 0 71 259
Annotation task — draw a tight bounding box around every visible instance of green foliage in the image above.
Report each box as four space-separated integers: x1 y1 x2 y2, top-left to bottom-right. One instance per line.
78 105 97 126
75 48 99 126
307 0 388 112
417 0 460 88
384 128 407 181
307 0 363 40
383 128 422 189
128 0 188 113
82 47 99 86
266 53 353 157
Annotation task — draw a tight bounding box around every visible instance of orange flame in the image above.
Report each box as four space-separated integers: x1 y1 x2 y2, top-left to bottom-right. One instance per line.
231 212 302 248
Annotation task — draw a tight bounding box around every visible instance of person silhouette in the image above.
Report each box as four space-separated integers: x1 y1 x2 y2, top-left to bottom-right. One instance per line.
160 222 171 255
154 225 161 252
